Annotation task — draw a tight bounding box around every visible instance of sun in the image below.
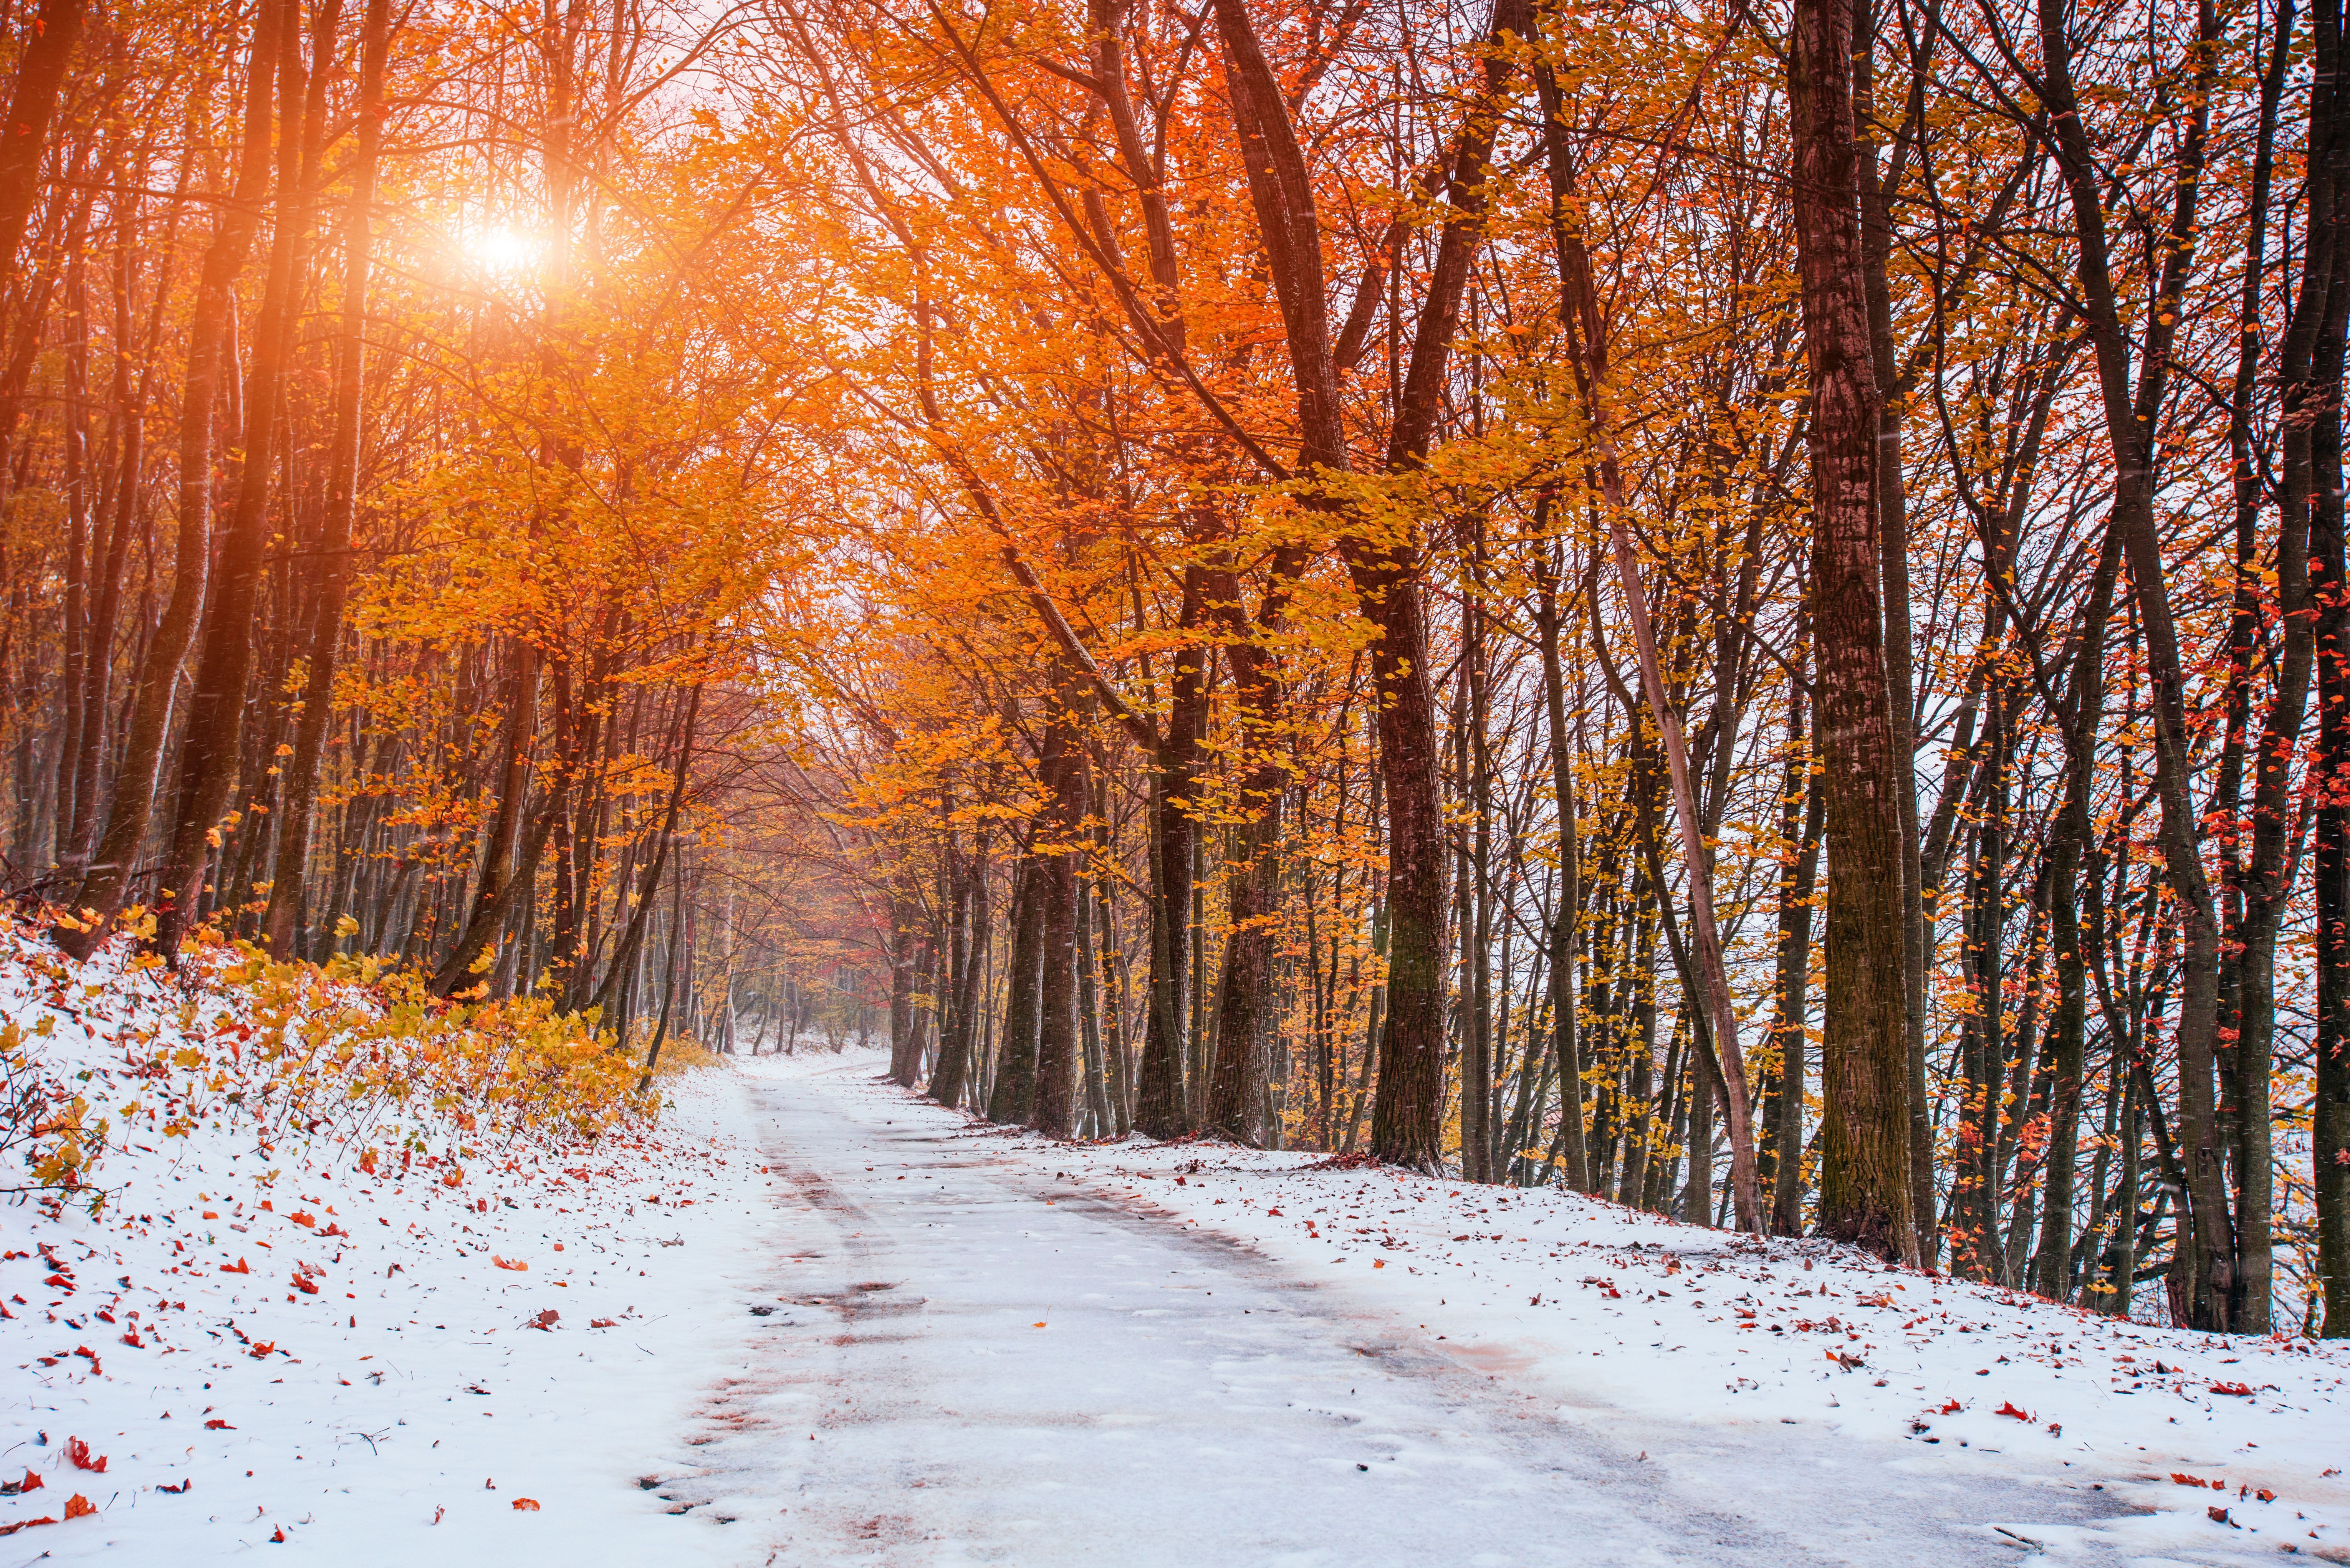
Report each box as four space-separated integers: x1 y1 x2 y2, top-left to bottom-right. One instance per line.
463 225 544 278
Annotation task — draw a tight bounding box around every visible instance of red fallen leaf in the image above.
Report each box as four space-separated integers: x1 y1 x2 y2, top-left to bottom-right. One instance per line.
271 1525 287 1542
0 1515 57 1535
222 1259 250 1275
1994 1401 2032 1421
2 1468 43 1494
589 1318 616 1328
41 1275 72 1291
2257 1489 2277 1502
289 1213 316 1228
1938 1399 1963 1414
1265 1208 1282 1217
492 1257 528 1272
291 1277 319 1295
204 1419 235 1430
64 1438 105 1474
119 1330 142 1348
62 1494 94 1520
248 1341 275 1358
530 1309 559 1330
2172 1472 2219 1488
2208 1505 2236 1527
157 1479 190 1494
511 1499 541 1512
2209 1381 2255 1397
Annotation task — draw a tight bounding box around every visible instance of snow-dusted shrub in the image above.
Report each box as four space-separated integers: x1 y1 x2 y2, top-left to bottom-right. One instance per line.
0 1015 103 1198
145 941 652 1183
5 917 665 1206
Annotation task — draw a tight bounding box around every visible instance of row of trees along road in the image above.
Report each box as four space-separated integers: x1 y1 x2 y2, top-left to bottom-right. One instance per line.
0 0 2344 1336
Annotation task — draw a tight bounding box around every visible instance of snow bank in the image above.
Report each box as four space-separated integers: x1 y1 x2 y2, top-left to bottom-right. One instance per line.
0 925 778 1563
770 1057 2350 1564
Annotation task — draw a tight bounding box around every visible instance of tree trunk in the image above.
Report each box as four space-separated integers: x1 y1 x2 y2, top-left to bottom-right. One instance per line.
888 885 920 1084
1529 508 1587 1191
1033 687 1086 1138
2033 0 2234 1327
1132 569 1206 1136
0 0 90 290
53 2 276 957
1212 0 1528 1171
1206 638 1288 1145
1767 691 1825 1236
2308 0 2350 1340
152 0 314 959
989 851 1044 1123
263 0 389 958
1789 0 1916 1262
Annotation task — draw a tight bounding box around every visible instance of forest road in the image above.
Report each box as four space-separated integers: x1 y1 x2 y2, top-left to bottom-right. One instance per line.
664 1062 2141 1568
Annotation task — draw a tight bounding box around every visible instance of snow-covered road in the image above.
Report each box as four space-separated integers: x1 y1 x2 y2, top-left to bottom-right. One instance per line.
667 1059 2138 1566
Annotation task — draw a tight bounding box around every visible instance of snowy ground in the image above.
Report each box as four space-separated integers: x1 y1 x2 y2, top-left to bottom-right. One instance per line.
0 935 783 1565
5 944 2346 1566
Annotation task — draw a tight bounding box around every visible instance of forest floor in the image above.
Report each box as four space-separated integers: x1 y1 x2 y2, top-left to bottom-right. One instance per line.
3 944 2347 1566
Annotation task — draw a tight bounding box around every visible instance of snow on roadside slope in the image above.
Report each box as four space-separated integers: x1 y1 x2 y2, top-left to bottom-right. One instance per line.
0 925 777 1565
770 1053 2350 1565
